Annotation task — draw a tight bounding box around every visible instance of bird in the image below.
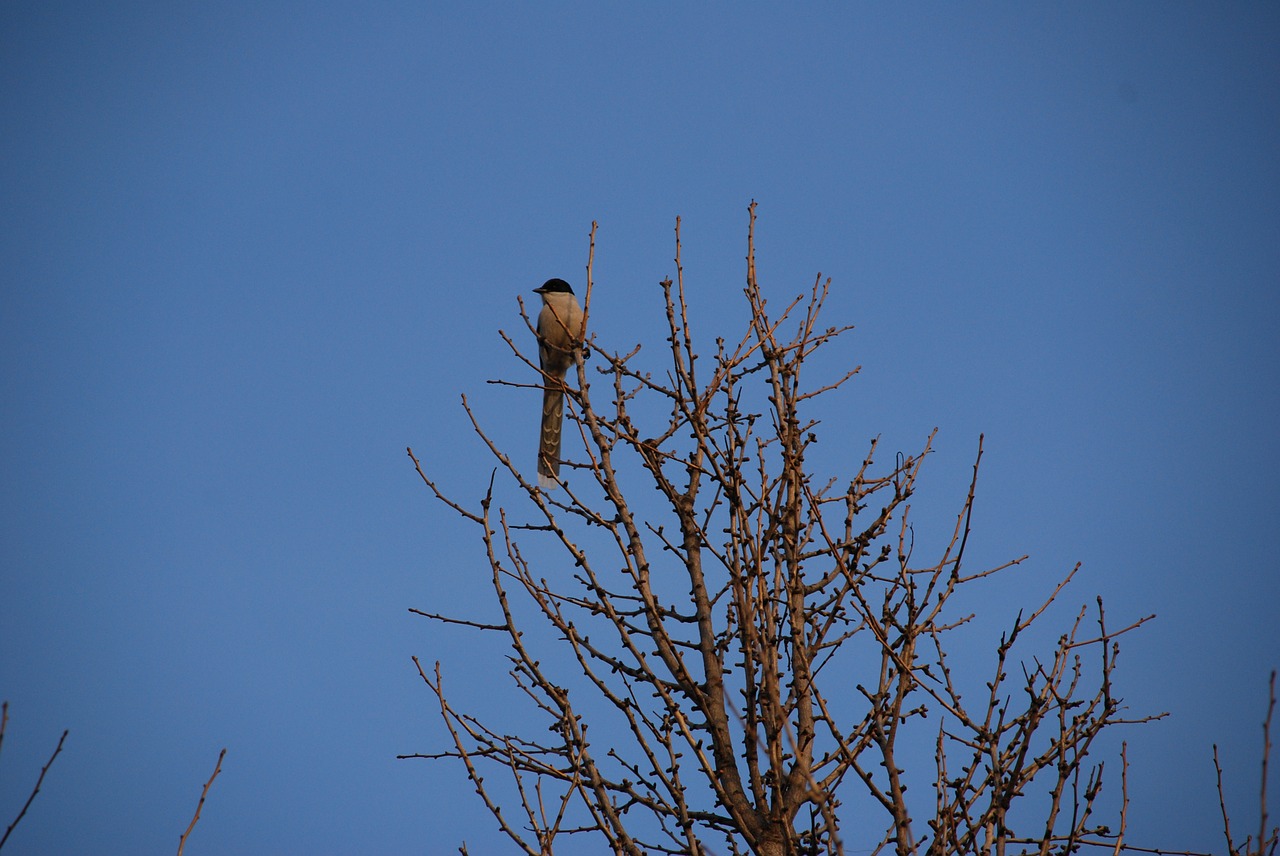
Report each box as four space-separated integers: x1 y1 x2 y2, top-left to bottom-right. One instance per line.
533 278 585 489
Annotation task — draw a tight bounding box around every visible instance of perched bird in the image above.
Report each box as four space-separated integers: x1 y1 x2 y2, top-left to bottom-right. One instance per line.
533 278 585 489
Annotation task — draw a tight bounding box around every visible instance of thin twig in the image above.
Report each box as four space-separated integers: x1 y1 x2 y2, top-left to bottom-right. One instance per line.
1260 671 1276 856
176 747 227 856
1112 742 1130 856
0 728 68 850
1216 745 1236 855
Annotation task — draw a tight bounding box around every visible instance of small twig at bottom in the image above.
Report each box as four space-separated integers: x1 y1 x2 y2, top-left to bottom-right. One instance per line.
0 726 68 850
176 748 227 856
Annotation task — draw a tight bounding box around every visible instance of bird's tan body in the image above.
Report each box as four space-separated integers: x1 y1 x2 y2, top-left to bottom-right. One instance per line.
536 286 584 489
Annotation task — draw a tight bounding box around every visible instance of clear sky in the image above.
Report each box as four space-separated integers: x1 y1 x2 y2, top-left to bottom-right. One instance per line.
1 4 1277 854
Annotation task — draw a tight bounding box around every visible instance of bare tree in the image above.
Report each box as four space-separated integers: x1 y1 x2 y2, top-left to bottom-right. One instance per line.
403 205 1263 855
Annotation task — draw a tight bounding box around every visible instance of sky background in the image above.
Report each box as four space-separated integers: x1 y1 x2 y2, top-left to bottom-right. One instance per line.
2 3 1278 854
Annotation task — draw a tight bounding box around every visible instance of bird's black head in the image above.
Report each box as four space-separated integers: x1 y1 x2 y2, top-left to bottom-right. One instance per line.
534 278 574 295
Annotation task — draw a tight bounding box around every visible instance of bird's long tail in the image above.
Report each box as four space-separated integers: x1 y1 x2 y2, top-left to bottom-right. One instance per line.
538 382 564 489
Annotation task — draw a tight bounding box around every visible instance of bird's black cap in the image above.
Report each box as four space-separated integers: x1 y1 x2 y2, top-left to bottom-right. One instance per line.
534 278 574 294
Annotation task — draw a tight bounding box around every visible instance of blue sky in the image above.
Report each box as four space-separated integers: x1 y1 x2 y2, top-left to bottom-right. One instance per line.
1 3 1277 853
